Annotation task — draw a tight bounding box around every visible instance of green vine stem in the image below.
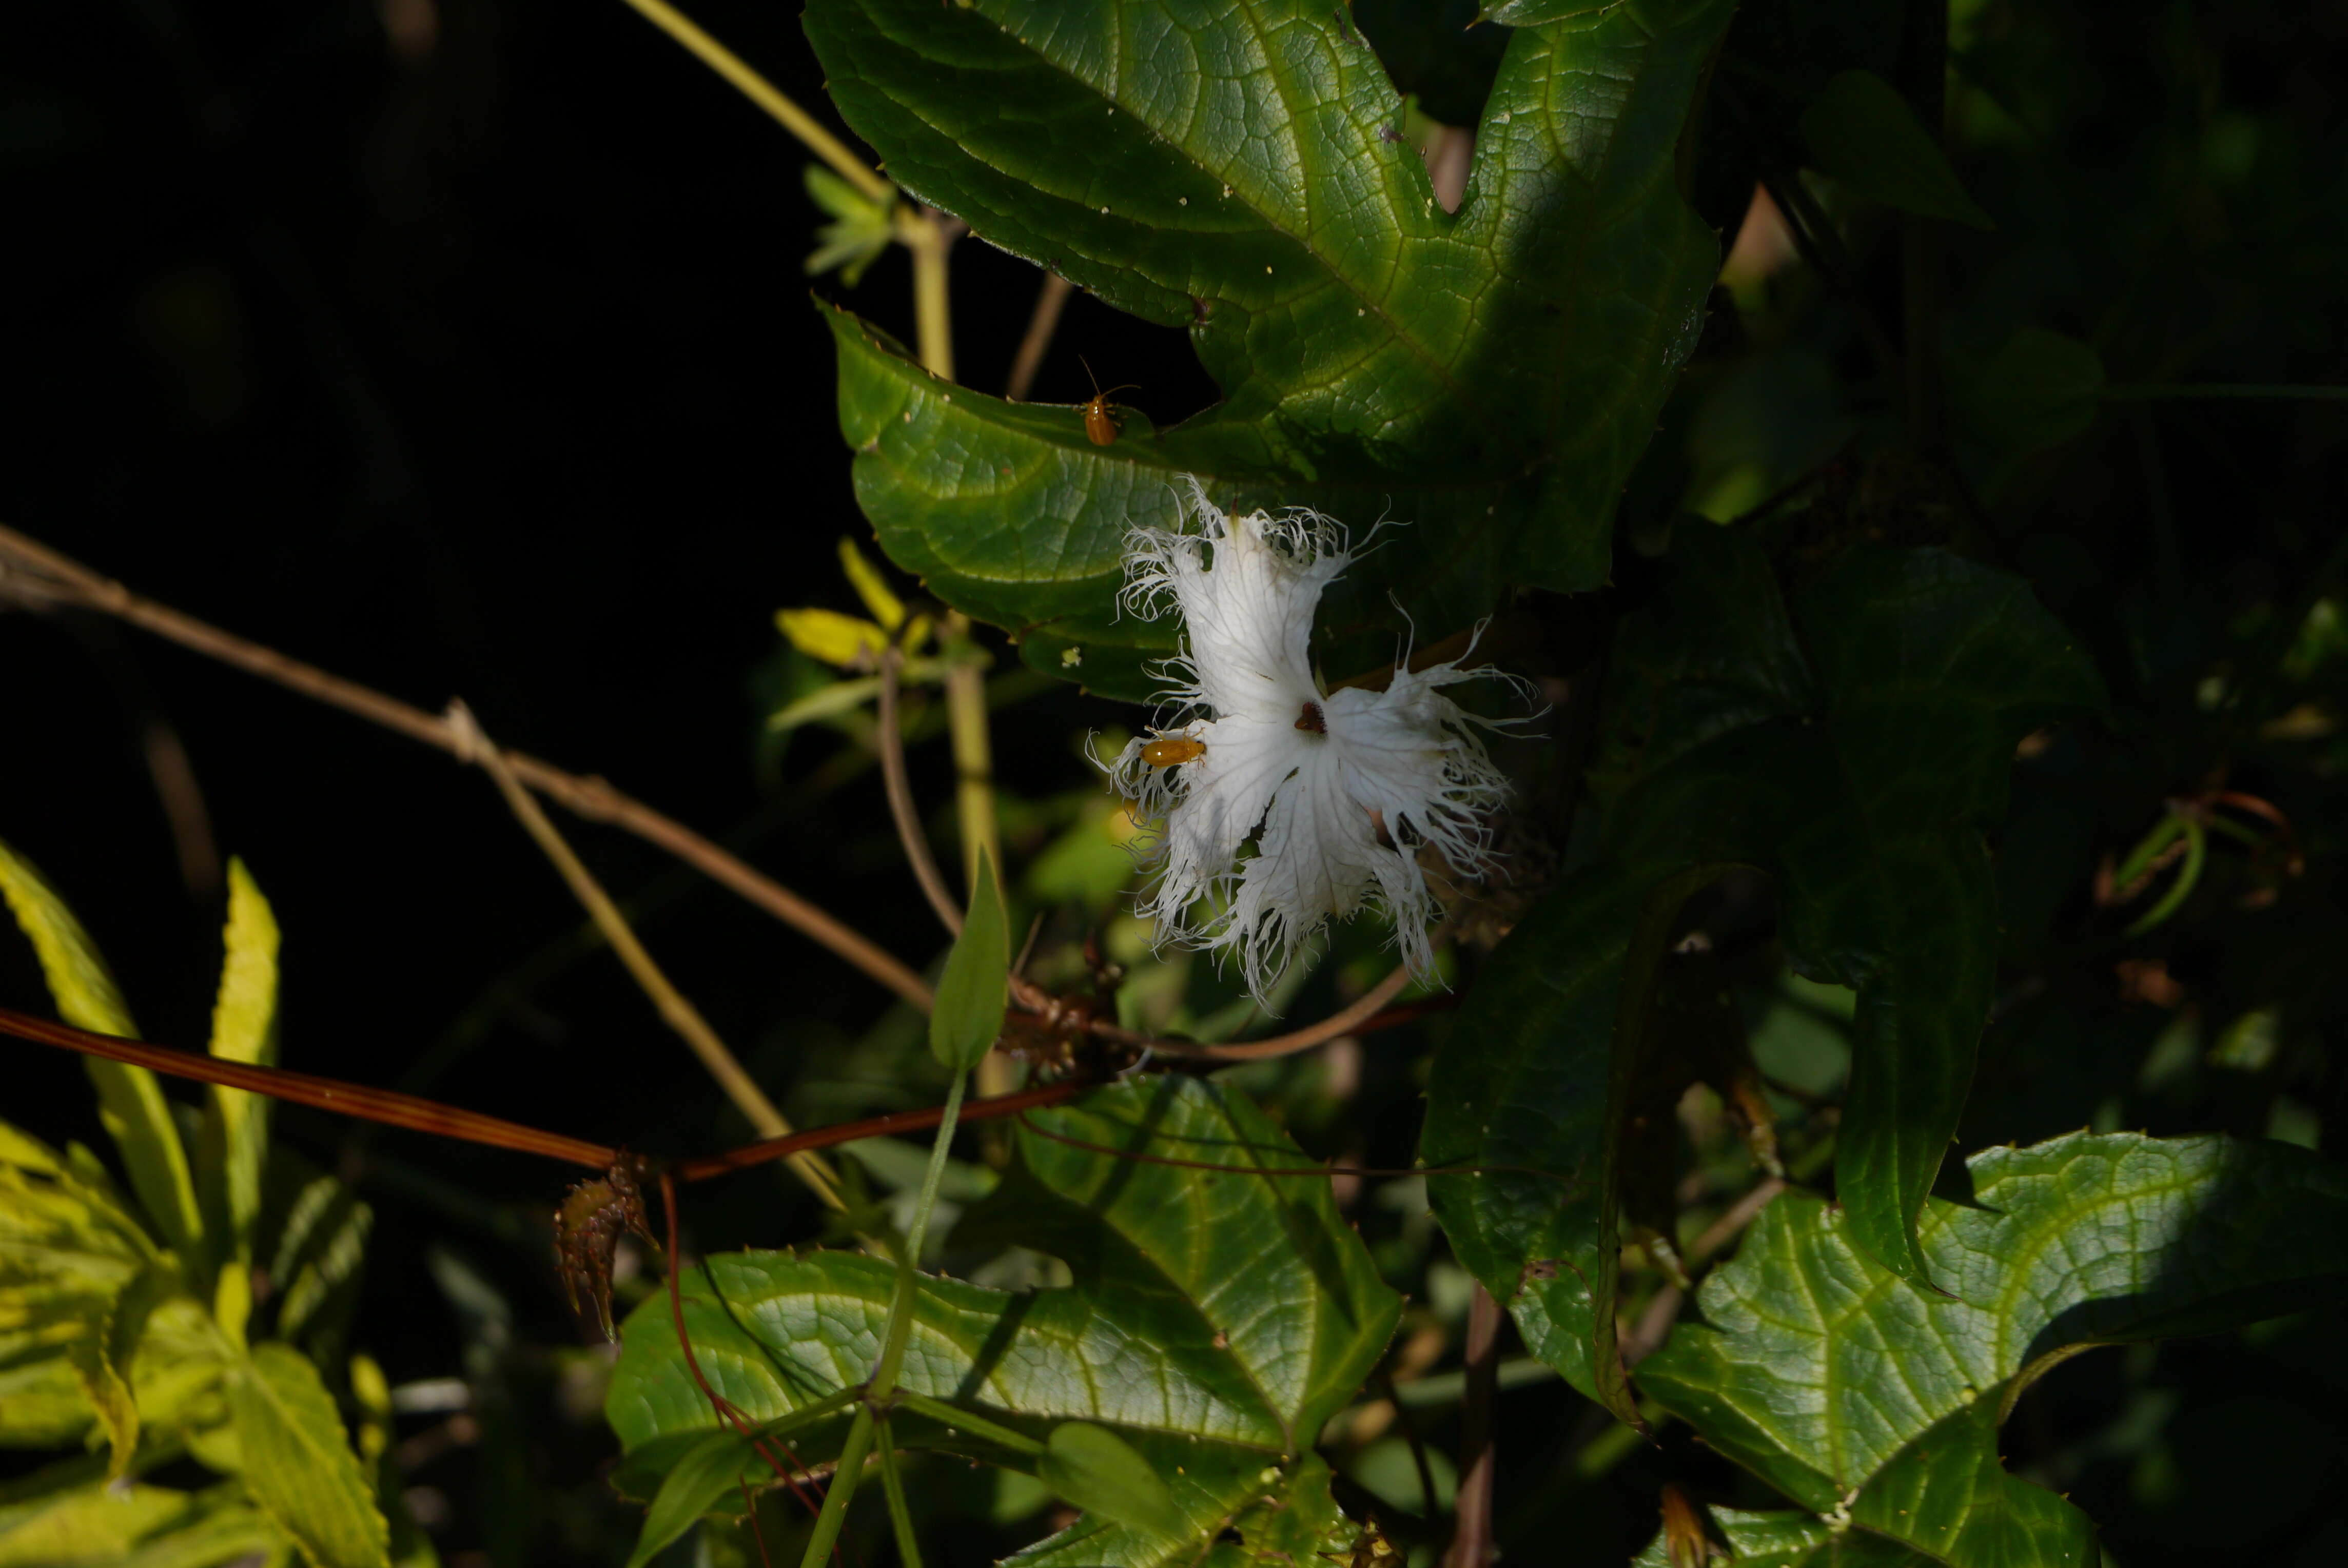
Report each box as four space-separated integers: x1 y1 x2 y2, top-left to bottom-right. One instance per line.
615 0 962 389
875 1419 925 1568
798 1404 878 1568
617 0 891 204
798 1066 971 1567
869 1069 969 1402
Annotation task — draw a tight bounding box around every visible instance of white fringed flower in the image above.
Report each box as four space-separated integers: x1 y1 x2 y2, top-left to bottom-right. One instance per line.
1101 479 1518 1006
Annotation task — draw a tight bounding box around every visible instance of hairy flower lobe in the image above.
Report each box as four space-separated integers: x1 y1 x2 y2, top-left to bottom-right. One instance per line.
1103 481 1517 1006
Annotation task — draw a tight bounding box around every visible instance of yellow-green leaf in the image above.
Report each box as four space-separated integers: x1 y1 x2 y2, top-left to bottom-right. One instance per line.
0 1466 281 1568
838 537 932 646
122 1280 231 1435
224 1343 391 1568
1 1114 168 1458
804 168 895 286
0 1333 100 1447
62 1287 137 1478
839 537 899 625
775 606 891 668
198 859 281 1270
0 837 203 1259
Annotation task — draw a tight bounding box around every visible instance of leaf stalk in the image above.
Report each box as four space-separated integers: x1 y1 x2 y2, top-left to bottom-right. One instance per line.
798 1404 877 1568
617 0 892 205
867 1070 968 1403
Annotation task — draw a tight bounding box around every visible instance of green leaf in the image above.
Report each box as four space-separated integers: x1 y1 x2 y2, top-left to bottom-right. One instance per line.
607 1076 1399 1566
621 1427 780 1568
0 838 204 1259
1425 531 2106 1387
807 0 1737 699
62 1286 139 1477
196 859 281 1284
0 1357 103 1448
1967 328 2107 454
263 1169 373 1349
1479 1 1617 23
930 849 1010 1071
224 1342 390 1568
0 1116 166 1455
1844 1398 2097 1566
619 1390 864 1567
1636 1132 2348 1565
1038 1424 1185 1539
0 1463 282 1568
804 164 896 286
1798 69 1994 230
126 1283 235 1442
1631 1504 1932 1567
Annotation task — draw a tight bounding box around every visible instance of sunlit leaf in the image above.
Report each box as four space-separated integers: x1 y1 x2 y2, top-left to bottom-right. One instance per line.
606 1076 1398 1566
195 859 280 1287
1479 1 1617 22
1635 1132 2348 1565
808 0 1738 699
0 1116 159 1457
223 1343 391 1568
775 605 892 668
0 838 203 1259
0 1460 282 1568
837 537 923 640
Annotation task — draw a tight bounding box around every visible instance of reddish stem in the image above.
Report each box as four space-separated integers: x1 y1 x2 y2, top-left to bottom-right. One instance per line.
661 1170 825 1519
673 1083 1080 1183
0 1005 617 1168
0 1005 1081 1185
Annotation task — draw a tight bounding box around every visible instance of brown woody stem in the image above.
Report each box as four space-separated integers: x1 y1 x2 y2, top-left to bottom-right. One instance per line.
0 1003 1078 1184
0 522 931 1010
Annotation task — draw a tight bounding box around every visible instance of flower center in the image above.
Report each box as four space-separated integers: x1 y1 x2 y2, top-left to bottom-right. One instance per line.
1294 700 1326 735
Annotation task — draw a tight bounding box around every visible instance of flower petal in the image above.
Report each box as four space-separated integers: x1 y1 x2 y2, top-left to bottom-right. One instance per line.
1104 480 1521 1007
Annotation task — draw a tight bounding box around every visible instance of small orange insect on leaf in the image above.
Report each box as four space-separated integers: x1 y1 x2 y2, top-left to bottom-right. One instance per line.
1079 355 1141 447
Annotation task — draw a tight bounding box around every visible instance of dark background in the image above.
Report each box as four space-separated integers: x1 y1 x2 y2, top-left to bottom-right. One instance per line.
1 3 1223 1555
5 2 2347 1566
0 5 1218 1258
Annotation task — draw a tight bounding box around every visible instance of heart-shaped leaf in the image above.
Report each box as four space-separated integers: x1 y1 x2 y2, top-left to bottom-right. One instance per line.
605 1075 1399 1565
1425 530 2106 1413
808 0 1738 699
1635 1132 2348 1566
1799 70 1994 230
1967 327 2107 454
